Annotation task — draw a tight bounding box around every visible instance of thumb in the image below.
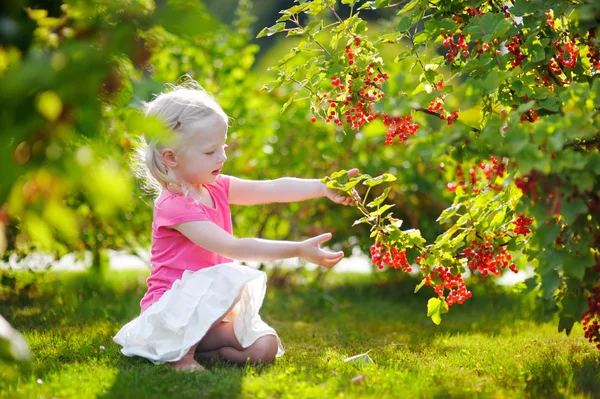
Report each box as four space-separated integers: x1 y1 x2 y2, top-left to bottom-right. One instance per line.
347 168 359 178
312 232 333 245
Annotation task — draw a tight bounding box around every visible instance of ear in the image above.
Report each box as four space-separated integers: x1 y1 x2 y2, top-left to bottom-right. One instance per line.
160 148 178 168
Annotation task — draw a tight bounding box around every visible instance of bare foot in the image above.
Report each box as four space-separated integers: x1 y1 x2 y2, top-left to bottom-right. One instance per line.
169 357 207 372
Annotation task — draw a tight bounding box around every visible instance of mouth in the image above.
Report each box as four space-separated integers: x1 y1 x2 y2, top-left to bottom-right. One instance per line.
211 168 221 176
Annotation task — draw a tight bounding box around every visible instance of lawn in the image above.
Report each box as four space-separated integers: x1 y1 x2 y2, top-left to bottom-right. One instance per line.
1 268 599 399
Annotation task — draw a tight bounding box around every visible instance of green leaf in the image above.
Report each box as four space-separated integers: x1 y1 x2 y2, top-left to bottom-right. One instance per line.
490 209 506 229
558 316 576 335
561 198 587 225
340 180 360 191
364 173 396 187
280 93 297 115
353 216 372 226
427 297 449 325
414 278 426 293
257 23 286 38
359 1 378 10
437 203 461 224
404 229 426 246
563 254 586 280
396 16 412 33
369 204 395 217
366 187 391 208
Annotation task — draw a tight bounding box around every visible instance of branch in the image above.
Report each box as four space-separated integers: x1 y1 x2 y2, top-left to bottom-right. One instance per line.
330 6 343 23
413 106 482 133
546 65 564 87
292 17 332 58
563 136 600 150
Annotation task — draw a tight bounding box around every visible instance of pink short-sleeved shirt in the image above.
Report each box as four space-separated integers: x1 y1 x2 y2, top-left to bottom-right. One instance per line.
140 174 233 312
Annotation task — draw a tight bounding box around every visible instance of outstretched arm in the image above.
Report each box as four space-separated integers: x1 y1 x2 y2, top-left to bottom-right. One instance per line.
173 221 344 268
228 168 359 206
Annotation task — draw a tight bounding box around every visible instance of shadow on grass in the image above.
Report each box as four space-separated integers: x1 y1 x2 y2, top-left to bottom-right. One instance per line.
97 360 247 399
263 273 544 341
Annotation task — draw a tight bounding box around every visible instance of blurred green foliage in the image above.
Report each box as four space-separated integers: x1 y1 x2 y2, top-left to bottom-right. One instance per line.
0 0 445 278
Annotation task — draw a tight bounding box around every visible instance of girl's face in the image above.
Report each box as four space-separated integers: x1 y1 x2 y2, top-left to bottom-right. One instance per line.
166 114 229 187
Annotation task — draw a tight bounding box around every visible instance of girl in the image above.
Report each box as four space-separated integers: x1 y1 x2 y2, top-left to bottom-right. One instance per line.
113 80 358 372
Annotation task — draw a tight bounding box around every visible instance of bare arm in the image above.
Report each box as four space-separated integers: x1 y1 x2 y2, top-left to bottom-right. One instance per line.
227 168 359 206
228 176 325 206
173 220 344 268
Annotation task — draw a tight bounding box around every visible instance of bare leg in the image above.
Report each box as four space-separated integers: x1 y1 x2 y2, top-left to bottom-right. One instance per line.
168 290 243 372
214 335 279 365
168 343 206 372
196 322 279 366
195 287 279 365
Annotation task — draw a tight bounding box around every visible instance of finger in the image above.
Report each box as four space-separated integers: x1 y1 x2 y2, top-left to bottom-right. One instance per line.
347 168 359 178
313 232 333 244
319 249 344 260
322 254 344 267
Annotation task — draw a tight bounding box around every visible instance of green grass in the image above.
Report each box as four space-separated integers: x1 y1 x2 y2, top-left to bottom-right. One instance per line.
1 269 599 399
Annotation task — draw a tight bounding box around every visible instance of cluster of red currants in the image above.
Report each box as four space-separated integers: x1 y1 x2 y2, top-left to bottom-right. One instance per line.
474 40 491 55
519 108 539 123
512 214 534 236
553 40 579 68
441 33 469 63
463 241 518 276
507 35 527 68
464 7 484 17
423 266 472 307
315 36 392 131
586 29 600 71
382 114 419 144
369 242 412 272
545 10 555 28
446 157 507 193
583 289 600 350
427 89 460 126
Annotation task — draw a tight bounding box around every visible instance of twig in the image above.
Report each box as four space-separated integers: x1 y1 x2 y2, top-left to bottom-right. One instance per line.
330 6 343 23
289 77 316 94
292 16 332 58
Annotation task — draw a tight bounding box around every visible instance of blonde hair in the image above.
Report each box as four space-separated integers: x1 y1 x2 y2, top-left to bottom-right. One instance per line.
131 77 228 197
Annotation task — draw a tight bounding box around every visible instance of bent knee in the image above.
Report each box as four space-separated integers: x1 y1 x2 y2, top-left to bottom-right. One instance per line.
247 335 279 364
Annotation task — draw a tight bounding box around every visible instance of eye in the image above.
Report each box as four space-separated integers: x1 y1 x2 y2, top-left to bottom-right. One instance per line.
205 151 215 155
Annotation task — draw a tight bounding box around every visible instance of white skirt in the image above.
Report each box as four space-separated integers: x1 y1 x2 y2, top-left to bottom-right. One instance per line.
113 263 285 364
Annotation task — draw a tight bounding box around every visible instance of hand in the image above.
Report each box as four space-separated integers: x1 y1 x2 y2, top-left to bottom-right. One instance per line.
299 233 344 268
324 168 360 206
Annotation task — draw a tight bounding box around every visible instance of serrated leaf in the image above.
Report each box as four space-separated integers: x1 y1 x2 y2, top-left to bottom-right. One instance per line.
427 297 449 325
281 93 297 115
353 216 372 226
364 173 396 187
366 187 391 208
437 203 461 224
359 1 378 10
396 16 412 32
340 180 360 191
404 229 426 246
414 278 426 293
558 316 576 335
257 22 286 38
369 204 395 217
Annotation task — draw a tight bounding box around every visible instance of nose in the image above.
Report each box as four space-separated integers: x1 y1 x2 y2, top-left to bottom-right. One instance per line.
218 148 227 164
